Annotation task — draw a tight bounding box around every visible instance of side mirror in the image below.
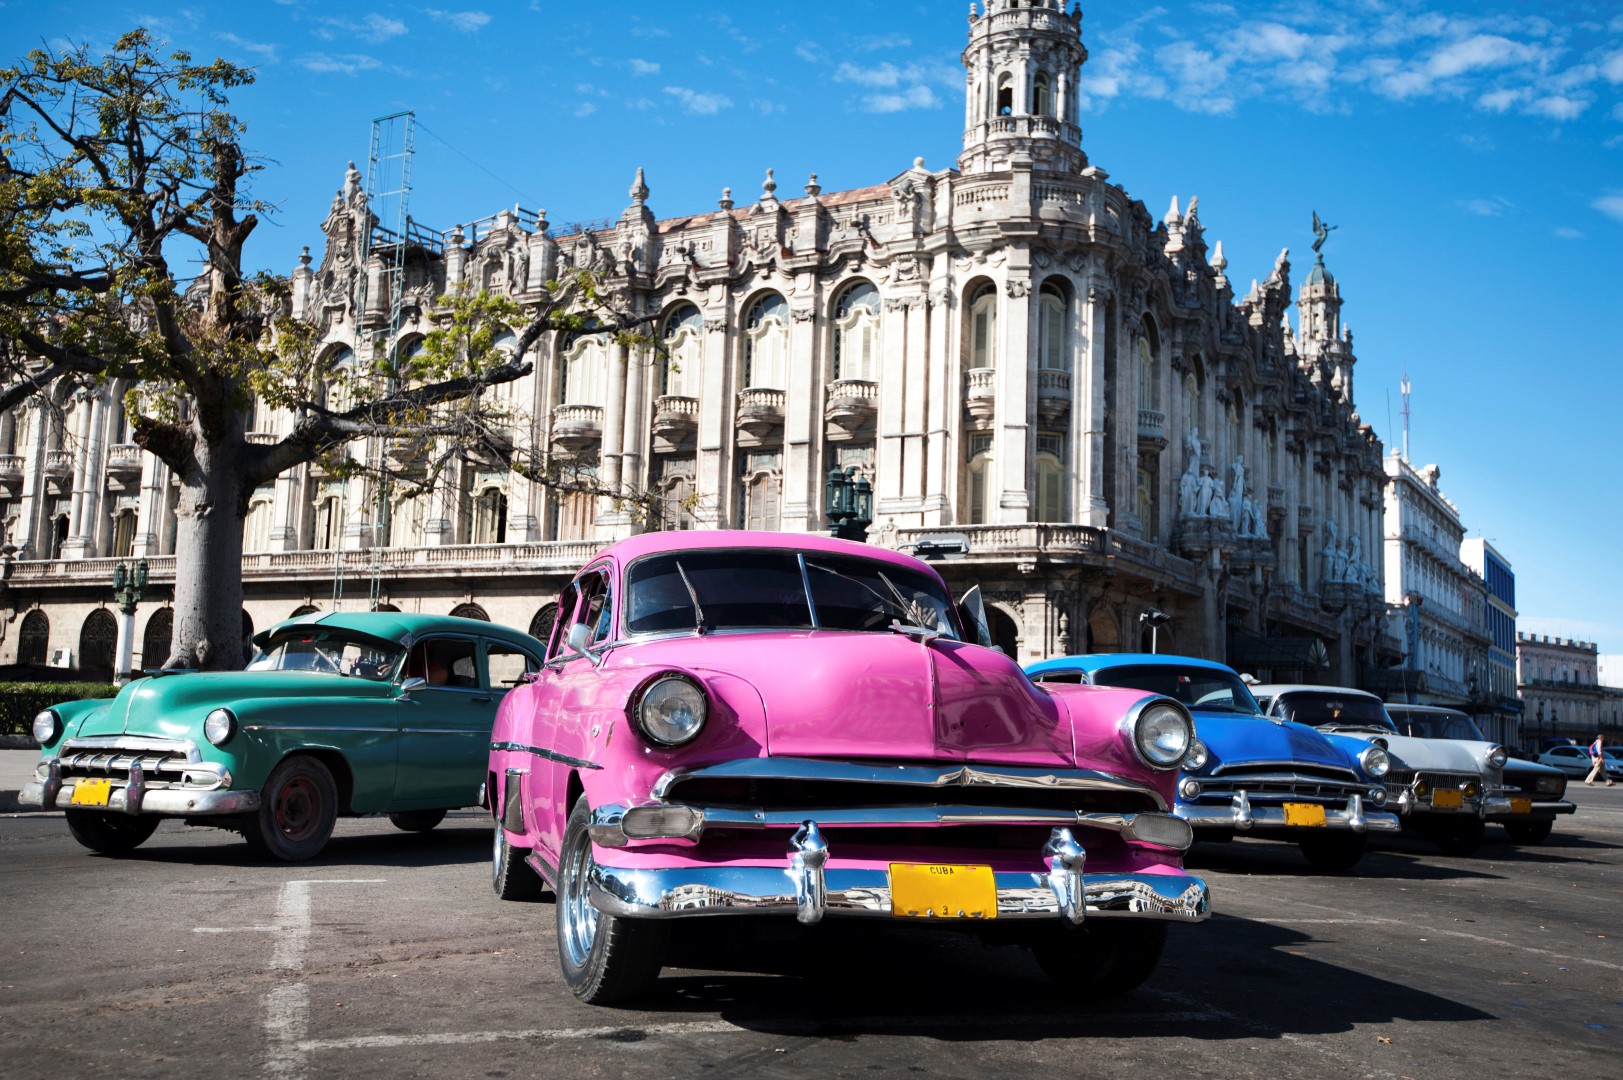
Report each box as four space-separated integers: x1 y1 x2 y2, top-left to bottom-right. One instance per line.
958 585 994 650
400 676 428 695
565 621 604 667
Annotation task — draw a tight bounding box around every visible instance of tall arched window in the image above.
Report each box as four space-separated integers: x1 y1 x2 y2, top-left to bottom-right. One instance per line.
1033 72 1052 117
996 73 1014 116
388 492 429 548
311 485 343 550
111 506 138 557
1138 338 1159 410
79 608 117 679
968 284 998 369
141 607 173 669
1035 439 1065 522
966 433 994 525
1037 283 1068 371
660 304 703 397
559 329 607 405
244 492 274 553
324 346 356 414
471 486 508 545
832 282 881 382
18 609 49 665
742 294 788 389
738 452 782 531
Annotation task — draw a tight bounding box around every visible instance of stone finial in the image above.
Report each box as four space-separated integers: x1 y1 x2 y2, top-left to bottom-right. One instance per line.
762 168 778 196
298 245 312 268
1165 195 1182 225
719 187 734 211
536 209 550 235
805 173 822 196
1211 240 1227 273
629 167 649 205
914 156 926 171
969 2 979 24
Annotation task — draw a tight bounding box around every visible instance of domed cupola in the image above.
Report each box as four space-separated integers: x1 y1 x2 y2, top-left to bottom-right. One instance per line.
959 0 1089 175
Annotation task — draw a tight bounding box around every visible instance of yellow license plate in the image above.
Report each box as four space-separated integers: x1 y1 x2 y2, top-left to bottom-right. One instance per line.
889 863 997 920
1283 802 1327 827
1431 789 1463 809
69 778 113 807
1510 798 1532 815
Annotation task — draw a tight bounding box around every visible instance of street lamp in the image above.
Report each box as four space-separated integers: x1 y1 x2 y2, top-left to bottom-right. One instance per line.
824 467 873 543
1139 608 1172 654
111 559 149 683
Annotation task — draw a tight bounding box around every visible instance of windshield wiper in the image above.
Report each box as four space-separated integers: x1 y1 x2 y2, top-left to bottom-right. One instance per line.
1317 722 1389 733
877 571 941 641
673 560 708 636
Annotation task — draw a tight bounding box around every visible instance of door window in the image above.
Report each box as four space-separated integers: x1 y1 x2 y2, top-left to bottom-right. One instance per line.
487 642 540 688
404 638 479 688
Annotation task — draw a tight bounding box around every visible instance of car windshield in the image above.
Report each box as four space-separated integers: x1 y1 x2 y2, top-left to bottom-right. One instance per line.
624 549 961 640
1392 711 1485 741
246 630 405 682
1276 692 1397 733
1086 665 1261 714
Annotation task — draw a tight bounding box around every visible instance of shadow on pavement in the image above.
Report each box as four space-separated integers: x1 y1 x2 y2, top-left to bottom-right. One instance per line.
1184 837 1506 881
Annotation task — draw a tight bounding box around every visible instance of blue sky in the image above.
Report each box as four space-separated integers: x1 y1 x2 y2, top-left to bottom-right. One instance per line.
6 1 1621 652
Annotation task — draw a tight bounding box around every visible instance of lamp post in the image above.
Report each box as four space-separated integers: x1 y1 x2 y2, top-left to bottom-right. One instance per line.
824 467 873 543
111 559 149 684
1536 701 1545 750
1139 608 1172 654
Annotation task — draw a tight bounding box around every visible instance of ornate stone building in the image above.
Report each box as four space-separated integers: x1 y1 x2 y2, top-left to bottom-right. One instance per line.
0 0 1395 681
1517 634 1618 745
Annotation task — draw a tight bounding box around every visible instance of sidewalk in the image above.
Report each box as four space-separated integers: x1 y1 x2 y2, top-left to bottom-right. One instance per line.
0 747 44 813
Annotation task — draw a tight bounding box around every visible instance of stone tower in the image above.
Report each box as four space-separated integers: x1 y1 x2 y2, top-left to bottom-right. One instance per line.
958 0 1089 175
1298 254 1353 400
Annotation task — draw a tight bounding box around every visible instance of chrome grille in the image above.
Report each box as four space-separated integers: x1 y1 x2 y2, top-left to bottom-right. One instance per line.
1196 765 1369 804
56 736 199 784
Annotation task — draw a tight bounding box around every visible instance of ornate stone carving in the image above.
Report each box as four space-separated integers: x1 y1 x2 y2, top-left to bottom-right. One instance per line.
1005 279 1030 299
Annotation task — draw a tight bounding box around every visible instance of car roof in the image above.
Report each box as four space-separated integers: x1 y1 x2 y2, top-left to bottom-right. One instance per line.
1383 704 1468 717
587 529 943 581
255 611 540 651
1025 653 1242 678
1249 683 1383 702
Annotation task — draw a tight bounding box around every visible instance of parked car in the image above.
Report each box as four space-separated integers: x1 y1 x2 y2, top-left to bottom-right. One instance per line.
1251 685 1509 856
1537 743 1623 781
1385 704 1574 844
23 611 542 860
487 531 1211 1004
1025 655 1399 871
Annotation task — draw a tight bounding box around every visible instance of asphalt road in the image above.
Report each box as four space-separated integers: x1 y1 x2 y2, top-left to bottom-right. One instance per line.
1 789 1618 1080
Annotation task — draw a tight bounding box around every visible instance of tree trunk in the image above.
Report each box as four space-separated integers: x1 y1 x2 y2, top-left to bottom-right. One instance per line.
167 424 250 671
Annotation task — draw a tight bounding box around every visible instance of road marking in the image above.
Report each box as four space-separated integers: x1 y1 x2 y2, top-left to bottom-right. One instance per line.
193 926 277 934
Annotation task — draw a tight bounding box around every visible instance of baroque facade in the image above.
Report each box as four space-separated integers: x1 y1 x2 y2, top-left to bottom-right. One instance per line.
1517 634 1622 744
0 0 1396 682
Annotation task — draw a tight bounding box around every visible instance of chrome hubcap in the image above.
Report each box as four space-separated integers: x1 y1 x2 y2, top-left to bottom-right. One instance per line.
491 820 503 887
559 833 599 967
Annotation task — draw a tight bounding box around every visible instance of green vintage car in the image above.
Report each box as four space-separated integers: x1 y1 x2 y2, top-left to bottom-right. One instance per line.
22 611 543 861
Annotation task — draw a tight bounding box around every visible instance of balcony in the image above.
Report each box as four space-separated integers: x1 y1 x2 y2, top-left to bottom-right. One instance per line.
651 395 700 448
105 443 144 477
1268 486 1286 511
0 454 22 484
1136 408 1167 449
1297 506 1316 533
550 404 604 450
964 367 996 429
246 432 278 446
825 379 878 434
1036 370 1071 424
896 523 1107 561
735 388 785 442
44 449 73 478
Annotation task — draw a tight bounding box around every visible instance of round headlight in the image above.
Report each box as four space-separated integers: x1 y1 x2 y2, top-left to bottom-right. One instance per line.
1359 744 1390 779
1129 700 1193 770
1183 738 1210 772
32 709 60 745
1488 745 1508 769
204 708 237 747
632 674 707 748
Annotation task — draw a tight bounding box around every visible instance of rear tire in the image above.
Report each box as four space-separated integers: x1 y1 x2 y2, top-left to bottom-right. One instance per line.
1298 832 1368 872
1503 819 1554 845
242 756 338 862
556 795 667 1004
1433 818 1486 857
389 808 447 832
64 810 160 855
492 816 544 901
1033 922 1169 998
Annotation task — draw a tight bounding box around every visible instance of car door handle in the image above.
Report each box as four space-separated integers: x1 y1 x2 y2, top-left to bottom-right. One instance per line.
472 696 492 704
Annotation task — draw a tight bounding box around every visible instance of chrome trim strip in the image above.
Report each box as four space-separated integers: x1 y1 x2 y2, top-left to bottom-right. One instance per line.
61 736 202 763
1210 760 1360 781
19 779 260 815
524 850 559 888
1176 799 1402 834
241 725 398 733
1486 799 1575 819
651 758 1167 811
1197 770 1370 789
490 740 603 771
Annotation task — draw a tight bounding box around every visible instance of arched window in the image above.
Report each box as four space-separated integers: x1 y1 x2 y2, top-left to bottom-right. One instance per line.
141 607 173 669
552 463 597 542
18 609 49 665
559 329 607 405
996 73 1014 116
450 602 490 622
290 604 322 617
1138 338 1159 410
471 486 508 545
488 331 520 413
311 485 344 550
1033 72 1052 117
968 283 998 370
529 604 558 647
742 293 788 389
387 492 428 548
832 282 881 382
244 491 274 553
966 433 994 525
660 304 703 397
738 452 782 531
324 346 356 414
1038 283 1068 371
79 608 118 680
1035 448 1065 522
1137 465 1157 541
111 506 138 558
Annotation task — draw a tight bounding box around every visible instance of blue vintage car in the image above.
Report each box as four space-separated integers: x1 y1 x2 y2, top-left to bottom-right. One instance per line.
1026 654 1401 870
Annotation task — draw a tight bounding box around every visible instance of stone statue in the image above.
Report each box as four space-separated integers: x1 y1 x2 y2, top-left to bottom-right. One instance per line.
1312 211 1337 256
1322 520 1345 583
1229 456 1246 529
508 242 530 294
1178 428 1202 517
1195 472 1220 518
1239 495 1264 538
1208 481 1230 523
1346 533 1363 583
343 161 362 203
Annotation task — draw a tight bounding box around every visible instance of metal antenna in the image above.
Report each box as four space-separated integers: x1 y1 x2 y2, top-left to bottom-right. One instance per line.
1400 373 1412 462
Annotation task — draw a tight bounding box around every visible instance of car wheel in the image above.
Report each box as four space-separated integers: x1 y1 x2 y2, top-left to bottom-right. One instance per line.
1503 819 1554 845
242 756 338 862
1433 818 1486 857
1297 833 1368 872
64 810 161 855
555 795 667 1004
388 809 448 832
492 816 544 901
1033 922 1169 998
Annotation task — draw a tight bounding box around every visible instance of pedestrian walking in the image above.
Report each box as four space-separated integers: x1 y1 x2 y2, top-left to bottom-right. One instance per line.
1584 733 1614 786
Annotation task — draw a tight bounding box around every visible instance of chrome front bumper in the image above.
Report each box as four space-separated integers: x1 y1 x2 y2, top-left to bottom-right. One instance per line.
20 760 259 817
573 822 1210 927
1175 793 1401 833
1487 798 1575 821
1392 789 1499 818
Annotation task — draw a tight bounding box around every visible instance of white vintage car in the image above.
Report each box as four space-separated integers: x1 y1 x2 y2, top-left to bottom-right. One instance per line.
1250 685 1509 857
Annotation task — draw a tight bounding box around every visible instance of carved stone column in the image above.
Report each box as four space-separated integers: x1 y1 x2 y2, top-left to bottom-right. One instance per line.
1076 281 1110 527
996 268 1033 522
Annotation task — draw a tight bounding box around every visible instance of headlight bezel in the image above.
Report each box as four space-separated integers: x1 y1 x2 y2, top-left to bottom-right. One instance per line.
1182 738 1210 772
1122 696 1195 771
32 709 60 746
1358 744 1391 779
1487 745 1508 769
203 708 237 747
629 671 709 749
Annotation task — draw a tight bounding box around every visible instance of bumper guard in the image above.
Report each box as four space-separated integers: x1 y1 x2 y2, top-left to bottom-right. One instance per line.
1176 792 1402 833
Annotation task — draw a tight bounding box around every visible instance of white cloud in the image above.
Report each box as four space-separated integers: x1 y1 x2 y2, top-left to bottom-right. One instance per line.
1554 227 1584 239
1526 94 1587 121
1602 49 1623 84
297 52 383 76
217 32 279 62
663 86 732 115
1477 88 1522 111
427 9 491 33
863 85 939 113
751 99 787 116
629 59 659 76
794 42 823 64
1426 34 1541 79
575 102 597 118
860 33 912 51
1460 196 1513 217
1594 195 1623 223
833 58 957 112
316 13 407 43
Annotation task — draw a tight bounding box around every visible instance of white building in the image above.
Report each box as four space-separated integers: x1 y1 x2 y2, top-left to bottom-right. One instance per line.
0 0 1394 682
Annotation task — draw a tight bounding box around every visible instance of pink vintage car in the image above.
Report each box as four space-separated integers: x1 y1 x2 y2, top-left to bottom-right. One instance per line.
487 531 1210 1003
